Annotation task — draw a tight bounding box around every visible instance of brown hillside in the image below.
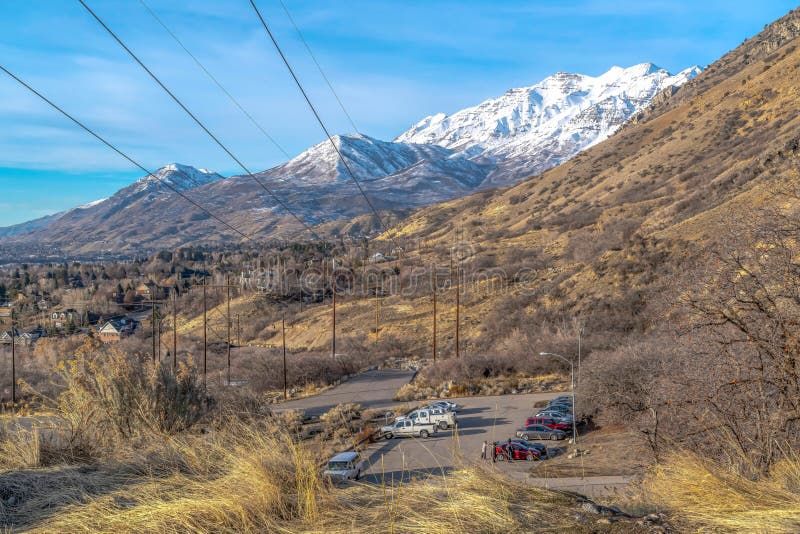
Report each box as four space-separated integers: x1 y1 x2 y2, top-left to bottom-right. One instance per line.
177 9 800 362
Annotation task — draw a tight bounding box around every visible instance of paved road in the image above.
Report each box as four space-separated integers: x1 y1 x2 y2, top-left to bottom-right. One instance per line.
275 368 416 417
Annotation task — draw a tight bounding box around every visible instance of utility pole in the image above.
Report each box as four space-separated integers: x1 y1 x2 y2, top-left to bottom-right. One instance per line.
172 290 177 370
226 275 231 386
202 279 207 385
282 313 287 400
151 299 157 364
375 273 381 340
10 309 15 411
432 272 437 363
331 273 336 359
578 325 583 387
455 258 460 359
236 313 240 347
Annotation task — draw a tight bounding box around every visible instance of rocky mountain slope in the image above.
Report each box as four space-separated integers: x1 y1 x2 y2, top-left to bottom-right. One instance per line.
232 7 800 358
2 63 699 256
397 63 701 187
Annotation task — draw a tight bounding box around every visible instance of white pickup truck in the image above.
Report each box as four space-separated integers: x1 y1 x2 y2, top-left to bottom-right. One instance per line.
380 418 437 439
397 407 456 430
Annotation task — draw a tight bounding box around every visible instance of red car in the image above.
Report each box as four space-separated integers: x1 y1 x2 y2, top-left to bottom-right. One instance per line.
493 442 540 461
525 416 570 432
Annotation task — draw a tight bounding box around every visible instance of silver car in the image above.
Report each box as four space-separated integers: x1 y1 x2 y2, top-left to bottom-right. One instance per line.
515 424 567 441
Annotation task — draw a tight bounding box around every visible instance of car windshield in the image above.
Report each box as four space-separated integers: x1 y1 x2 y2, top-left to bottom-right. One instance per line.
327 461 350 470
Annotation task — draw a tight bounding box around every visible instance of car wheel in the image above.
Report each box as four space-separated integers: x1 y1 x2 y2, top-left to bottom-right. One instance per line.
526 452 534 461
521 434 529 441
385 432 393 440
438 421 448 430
494 454 504 462
420 430 430 438
550 435 558 441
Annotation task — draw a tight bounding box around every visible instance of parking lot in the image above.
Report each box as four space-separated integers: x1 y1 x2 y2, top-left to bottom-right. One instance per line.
284 372 633 497
359 392 563 482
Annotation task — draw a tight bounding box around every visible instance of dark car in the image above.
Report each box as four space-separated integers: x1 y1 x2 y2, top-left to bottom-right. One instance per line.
515 424 567 441
493 442 540 461
510 438 548 459
525 416 571 432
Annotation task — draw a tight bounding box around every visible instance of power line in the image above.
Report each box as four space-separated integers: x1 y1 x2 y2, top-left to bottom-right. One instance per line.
0 64 251 241
137 0 292 161
78 0 324 244
248 0 401 250
276 0 359 135
276 0 406 193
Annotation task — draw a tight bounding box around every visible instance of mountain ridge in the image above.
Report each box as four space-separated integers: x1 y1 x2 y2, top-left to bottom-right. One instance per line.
1 62 699 256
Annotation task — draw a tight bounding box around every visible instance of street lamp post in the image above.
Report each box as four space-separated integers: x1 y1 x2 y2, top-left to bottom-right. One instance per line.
539 352 578 444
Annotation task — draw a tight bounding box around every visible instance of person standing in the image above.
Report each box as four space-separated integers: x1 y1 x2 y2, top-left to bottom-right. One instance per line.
481 440 488 460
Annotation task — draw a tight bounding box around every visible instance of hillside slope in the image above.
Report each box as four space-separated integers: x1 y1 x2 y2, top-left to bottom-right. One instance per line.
241 8 800 356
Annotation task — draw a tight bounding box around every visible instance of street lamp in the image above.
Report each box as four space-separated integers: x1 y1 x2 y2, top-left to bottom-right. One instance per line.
539 352 578 444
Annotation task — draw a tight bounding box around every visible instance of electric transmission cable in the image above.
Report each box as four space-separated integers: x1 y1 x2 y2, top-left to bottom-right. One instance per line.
0 64 251 241
137 0 292 161
248 0 401 251
78 0 325 243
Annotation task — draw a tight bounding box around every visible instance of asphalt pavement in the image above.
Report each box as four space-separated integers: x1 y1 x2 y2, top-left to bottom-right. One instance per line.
274 369 631 497
275 368 416 417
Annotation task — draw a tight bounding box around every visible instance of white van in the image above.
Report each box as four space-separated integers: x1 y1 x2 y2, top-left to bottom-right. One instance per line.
323 451 365 481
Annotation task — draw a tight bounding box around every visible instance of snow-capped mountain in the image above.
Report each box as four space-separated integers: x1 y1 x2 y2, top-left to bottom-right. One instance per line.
397 62 701 186
257 133 487 189
130 163 223 193
2 62 701 254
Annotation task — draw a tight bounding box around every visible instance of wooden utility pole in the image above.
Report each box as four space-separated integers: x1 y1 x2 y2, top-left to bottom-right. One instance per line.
432 272 437 363
331 274 336 359
226 275 231 386
236 313 240 347
455 258 460 359
375 274 381 340
282 314 287 400
10 310 15 411
172 290 177 370
202 280 207 385
151 299 157 364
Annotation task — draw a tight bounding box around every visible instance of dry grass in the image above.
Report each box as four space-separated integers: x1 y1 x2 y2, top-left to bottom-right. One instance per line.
634 452 800 532
0 420 635 533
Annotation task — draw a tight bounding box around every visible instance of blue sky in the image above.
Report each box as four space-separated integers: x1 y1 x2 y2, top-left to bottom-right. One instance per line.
0 0 796 226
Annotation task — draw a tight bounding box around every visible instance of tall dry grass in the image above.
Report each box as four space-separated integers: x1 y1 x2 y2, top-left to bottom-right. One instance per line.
635 452 800 532
5 422 595 533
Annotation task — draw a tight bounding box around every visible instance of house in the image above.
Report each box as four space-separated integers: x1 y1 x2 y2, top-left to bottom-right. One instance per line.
52 308 78 329
98 317 137 343
136 281 166 300
0 329 20 344
0 303 11 318
0 328 41 347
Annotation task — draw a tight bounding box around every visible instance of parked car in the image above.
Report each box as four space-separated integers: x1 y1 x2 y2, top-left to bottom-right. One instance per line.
536 410 573 422
381 419 437 439
426 400 458 412
551 395 573 404
515 424 567 441
323 451 365 481
525 417 571 432
493 442 540 461
396 407 456 430
510 438 549 459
